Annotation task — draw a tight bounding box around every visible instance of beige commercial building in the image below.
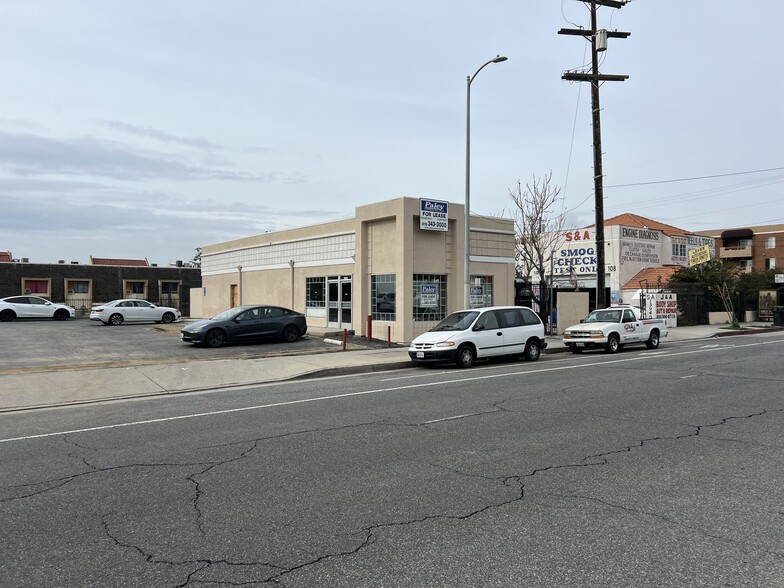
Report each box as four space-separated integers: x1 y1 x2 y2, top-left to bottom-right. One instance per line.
199 197 516 343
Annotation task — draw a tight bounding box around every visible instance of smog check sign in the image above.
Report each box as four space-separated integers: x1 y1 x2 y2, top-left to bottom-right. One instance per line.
420 199 449 232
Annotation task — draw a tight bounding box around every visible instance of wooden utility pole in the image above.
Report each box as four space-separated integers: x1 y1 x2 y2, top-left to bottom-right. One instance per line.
559 0 629 309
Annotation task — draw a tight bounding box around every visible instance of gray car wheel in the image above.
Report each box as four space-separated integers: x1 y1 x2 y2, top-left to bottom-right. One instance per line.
109 313 124 326
523 339 541 361
645 329 660 349
281 324 300 343
456 344 476 369
605 334 620 354
205 329 226 348
161 312 175 324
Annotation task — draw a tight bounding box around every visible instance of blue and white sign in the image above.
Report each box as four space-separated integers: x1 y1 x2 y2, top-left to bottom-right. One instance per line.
420 284 439 307
420 199 449 232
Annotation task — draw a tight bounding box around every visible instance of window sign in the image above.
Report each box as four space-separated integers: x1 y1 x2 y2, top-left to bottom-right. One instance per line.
419 199 449 232
470 285 484 306
419 284 439 308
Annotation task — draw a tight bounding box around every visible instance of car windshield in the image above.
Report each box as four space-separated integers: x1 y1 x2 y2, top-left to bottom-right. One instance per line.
211 308 242 321
430 311 479 332
586 310 621 323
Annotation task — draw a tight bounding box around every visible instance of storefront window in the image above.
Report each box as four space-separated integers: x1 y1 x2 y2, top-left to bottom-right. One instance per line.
371 274 396 320
469 275 493 308
412 274 446 322
306 277 326 308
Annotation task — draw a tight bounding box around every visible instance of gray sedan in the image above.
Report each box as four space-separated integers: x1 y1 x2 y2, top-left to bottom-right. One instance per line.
181 305 308 348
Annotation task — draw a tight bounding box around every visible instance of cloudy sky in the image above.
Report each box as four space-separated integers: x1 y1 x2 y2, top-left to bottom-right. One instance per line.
1 1 782 265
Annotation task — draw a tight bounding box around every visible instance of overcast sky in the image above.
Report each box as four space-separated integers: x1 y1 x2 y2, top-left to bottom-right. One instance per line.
1 1 782 265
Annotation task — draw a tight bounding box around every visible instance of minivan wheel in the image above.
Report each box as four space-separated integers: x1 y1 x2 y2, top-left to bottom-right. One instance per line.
523 340 541 361
456 345 476 369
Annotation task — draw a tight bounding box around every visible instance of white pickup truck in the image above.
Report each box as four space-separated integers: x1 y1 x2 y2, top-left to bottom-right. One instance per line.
562 305 668 354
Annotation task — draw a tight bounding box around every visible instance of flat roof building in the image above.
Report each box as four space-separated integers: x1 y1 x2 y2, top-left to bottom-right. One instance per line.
199 197 517 343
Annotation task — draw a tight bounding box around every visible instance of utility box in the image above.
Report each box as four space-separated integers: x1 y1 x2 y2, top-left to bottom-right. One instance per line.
774 307 784 326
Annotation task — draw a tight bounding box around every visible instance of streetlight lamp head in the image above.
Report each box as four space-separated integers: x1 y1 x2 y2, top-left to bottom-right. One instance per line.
492 55 508 63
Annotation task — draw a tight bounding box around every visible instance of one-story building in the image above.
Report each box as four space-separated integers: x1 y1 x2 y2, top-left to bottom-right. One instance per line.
198 197 517 343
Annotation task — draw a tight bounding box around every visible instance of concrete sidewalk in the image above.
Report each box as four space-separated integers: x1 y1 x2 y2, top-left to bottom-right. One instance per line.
1 323 780 412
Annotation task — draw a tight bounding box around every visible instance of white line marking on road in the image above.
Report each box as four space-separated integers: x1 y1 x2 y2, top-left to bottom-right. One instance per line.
681 375 698 379
2 338 782 445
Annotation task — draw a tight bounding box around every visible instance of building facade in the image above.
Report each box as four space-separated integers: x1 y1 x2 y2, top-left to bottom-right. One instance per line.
199 197 517 343
0 257 201 316
535 213 716 305
696 224 784 273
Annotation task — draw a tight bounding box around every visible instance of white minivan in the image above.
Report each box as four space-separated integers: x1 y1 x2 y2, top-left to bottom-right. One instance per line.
408 306 547 368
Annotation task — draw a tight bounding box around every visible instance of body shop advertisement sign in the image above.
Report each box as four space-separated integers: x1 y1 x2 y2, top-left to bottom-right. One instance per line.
645 292 678 327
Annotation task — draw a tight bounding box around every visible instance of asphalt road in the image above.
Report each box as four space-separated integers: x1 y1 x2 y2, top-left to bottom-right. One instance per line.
1 333 783 587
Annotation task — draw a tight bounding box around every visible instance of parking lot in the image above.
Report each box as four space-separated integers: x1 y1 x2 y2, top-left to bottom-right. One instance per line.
0 318 341 372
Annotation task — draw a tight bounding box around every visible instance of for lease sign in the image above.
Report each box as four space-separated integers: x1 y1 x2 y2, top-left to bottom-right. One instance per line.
419 199 449 232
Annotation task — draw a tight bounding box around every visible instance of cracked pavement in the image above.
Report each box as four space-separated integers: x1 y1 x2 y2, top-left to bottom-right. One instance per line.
1 335 784 587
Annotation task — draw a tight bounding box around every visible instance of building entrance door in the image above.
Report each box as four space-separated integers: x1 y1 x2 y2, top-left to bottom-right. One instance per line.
327 275 352 329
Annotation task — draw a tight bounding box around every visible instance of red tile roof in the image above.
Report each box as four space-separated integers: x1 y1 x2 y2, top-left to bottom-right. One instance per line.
89 257 150 267
588 213 690 237
622 266 682 290
0 251 12 262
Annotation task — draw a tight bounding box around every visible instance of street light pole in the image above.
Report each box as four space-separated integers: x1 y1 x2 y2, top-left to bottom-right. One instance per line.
465 55 507 309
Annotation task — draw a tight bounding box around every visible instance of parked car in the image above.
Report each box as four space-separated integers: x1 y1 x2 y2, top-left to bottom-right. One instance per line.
408 305 547 368
562 305 668 354
0 295 75 322
180 304 308 348
90 299 181 325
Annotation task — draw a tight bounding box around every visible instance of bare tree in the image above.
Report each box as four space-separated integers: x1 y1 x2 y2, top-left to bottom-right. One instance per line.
508 172 568 283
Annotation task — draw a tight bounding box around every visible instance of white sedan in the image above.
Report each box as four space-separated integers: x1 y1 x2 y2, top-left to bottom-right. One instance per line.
90 299 181 326
0 295 76 322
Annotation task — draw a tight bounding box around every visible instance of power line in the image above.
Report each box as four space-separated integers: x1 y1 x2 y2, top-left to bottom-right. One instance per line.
605 166 784 188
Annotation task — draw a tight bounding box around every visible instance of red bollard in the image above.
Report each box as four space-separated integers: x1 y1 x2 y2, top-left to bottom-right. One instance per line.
342 328 347 351
387 325 391 347
367 315 372 342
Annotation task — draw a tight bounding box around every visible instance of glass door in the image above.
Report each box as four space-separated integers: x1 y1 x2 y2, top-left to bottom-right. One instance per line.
327 276 352 329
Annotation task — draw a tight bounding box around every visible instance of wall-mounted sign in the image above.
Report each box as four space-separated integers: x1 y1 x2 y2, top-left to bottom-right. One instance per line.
419 199 449 232
552 228 597 275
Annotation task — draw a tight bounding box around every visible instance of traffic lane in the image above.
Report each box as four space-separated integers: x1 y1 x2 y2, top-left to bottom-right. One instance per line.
0 318 333 371
1 336 783 586
1 335 780 444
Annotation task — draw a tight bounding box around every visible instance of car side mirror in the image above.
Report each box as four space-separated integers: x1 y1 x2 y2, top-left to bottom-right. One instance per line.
474 324 485 331
579 318 585 323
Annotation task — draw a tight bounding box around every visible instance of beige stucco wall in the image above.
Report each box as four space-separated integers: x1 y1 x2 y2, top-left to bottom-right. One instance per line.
199 197 515 343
